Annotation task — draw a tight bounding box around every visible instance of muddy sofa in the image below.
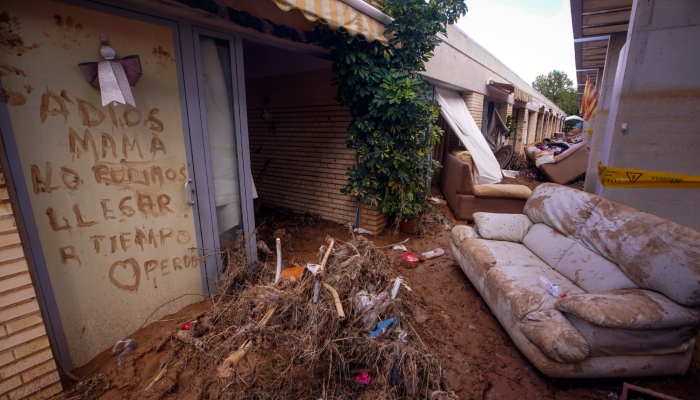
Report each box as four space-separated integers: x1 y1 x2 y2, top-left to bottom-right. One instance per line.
450 183 700 378
526 142 589 185
441 151 531 221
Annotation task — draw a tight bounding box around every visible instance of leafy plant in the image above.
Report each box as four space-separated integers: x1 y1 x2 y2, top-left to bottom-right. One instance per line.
504 115 517 140
532 70 579 116
322 0 468 222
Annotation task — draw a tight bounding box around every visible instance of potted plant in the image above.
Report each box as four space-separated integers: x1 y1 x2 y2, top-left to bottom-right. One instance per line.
324 0 467 233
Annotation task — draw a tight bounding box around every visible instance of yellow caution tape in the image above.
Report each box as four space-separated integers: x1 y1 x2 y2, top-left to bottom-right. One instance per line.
598 162 700 188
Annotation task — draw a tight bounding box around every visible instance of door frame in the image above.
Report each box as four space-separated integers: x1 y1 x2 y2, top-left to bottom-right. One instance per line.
185 26 258 290
0 0 209 370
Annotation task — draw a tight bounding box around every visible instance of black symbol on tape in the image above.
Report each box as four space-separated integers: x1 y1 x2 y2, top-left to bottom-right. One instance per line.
626 172 643 183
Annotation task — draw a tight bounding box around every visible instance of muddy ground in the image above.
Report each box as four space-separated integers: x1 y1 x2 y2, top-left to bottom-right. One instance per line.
65 178 699 400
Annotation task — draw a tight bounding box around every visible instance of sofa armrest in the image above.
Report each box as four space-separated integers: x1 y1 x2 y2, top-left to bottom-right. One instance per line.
451 225 480 243
555 289 700 329
473 212 533 242
520 310 589 363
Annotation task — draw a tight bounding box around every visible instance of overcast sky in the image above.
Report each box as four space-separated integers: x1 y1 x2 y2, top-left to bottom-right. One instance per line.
455 0 577 88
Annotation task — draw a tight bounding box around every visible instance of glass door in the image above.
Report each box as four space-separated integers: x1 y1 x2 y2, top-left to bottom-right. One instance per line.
191 29 256 281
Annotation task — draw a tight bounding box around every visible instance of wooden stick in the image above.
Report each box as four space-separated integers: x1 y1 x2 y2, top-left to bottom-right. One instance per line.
320 238 335 270
145 361 169 391
313 238 335 305
217 306 276 378
323 283 345 319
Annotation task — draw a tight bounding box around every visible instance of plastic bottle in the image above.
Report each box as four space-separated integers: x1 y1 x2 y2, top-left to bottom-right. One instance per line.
391 276 403 299
421 248 445 259
539 276 564 298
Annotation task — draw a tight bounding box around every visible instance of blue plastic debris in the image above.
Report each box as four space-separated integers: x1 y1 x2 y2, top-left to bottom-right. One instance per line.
368 318 397 338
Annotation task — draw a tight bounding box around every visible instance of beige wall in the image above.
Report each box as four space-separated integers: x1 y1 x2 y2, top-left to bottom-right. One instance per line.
596 0 700 231
247 69 387 233
0 0 204 367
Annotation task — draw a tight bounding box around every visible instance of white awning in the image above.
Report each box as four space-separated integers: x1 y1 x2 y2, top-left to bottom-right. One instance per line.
435 88 502 185
271 0 390 45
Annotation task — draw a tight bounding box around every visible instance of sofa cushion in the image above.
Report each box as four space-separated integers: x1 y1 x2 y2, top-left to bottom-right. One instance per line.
520 310 589 363
580 199 700 307
534 149 556 167
476 240 549 269
566 315 698 357
486 265 586 320
473 184 532 200
524 183 602 239
522 224 577 267
554 243 638 292
451 225 480 243
473 212 533 242
555 290 700 329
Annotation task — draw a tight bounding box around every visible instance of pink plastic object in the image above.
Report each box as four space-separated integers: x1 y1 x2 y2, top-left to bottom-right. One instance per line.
356 370 371 385
401 252 419 269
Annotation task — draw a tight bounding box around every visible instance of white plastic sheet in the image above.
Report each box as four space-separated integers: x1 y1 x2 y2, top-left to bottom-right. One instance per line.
435 88 502 185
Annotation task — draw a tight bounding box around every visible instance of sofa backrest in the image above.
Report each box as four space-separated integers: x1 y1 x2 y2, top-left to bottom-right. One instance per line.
524 184 700 306
553 142 587 164
441 151 475 198
580 198 700 307
524 183 601 240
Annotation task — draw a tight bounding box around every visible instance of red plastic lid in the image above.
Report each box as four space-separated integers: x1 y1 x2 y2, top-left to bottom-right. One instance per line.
402 252 419 263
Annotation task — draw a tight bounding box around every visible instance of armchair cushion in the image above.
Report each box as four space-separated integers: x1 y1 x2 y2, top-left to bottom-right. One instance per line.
555 290 700 329
473 212 533 242
473 184 532 199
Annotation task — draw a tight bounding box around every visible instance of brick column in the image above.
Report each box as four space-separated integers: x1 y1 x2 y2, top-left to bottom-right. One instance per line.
0 167 61 400
535 112 545 142
514 108 529 154
497 102 513 123
462 92 485 130
527 111 538 145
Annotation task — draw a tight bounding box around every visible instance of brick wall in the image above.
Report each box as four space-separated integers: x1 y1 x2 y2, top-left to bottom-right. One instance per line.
0 168 61 400
462 92 484 130
247 69 387 234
